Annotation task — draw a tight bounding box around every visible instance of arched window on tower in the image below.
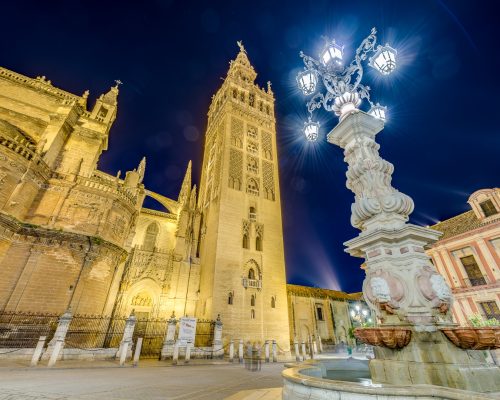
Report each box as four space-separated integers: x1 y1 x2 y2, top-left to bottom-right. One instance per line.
228 292 234 305
271 297 276 308
251 309 255 319
256 235 262 252
249 206 257 221
243 233 249 249
250 294 256 307
143 222 159 251
247 178 259 196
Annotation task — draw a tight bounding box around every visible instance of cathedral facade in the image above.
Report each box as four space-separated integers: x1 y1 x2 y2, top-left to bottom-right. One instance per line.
0 46 358 351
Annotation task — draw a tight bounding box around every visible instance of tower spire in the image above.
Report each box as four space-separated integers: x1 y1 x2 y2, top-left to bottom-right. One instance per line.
178 160 192 204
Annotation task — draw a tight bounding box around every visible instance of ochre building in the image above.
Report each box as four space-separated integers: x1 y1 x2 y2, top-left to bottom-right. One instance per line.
427 189 500 325
0 46 358 350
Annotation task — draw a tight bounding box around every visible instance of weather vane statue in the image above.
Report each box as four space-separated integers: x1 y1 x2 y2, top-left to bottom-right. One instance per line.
236 40 246 54
296 27 396 141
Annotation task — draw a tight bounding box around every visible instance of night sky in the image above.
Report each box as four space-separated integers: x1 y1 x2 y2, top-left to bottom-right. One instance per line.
2 1 498 293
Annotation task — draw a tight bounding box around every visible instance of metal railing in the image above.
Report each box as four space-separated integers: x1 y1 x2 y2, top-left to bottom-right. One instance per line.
242 278 262 289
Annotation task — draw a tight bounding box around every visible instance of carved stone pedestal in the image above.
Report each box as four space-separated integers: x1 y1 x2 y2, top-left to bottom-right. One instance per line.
370 329 500 393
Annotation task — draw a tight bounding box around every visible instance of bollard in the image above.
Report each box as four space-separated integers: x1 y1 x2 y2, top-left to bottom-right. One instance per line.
313 339 318 355
185 342 192 364
117 312 136 362
47 310 72 367
272 340 277 363
229 340 234 362
31 336 46 367
172 342 179 365
294 338 300 362
212 314 223 357
301 341 306 361
161 312 177 360
264 340 270 363
238 339 244 363
133 338 143 367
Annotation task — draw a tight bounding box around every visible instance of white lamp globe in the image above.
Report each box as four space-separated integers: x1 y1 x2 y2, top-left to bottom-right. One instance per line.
303 117 320 142
321 39 344 67
297 68 318 96
368 104 387 122
369 44 397 75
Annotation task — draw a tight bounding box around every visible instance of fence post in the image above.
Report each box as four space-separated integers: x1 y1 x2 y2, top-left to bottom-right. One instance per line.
272 339 277 363
309 335 315 360
313 337 318 355
161 312 177 360
294 338 300 362
118 312 136 366
238 339 244 363
30 336 46 367
132 337 143 367
48 309 72 367
229 340 234 362
172 342 179 365
301 341 306 360
264 340 270 363
212 314 223 357
185 341 192 364
317 335 323 353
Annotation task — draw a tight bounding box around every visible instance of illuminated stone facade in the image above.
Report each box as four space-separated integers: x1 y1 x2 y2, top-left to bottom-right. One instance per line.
0 47 358 350
427 188 500 325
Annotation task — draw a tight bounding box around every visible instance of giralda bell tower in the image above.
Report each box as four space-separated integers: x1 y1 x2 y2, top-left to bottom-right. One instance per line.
196 42 290 351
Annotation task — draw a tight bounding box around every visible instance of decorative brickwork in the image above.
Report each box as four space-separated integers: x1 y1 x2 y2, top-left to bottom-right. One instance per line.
262 160 275 201
228 148 243 190
230 117 243 148
262 131 273 160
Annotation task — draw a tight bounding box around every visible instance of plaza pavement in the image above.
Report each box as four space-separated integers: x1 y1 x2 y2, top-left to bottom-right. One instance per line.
0 360 284 400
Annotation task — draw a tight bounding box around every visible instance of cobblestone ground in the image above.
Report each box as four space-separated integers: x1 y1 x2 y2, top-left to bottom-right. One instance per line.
0 360 284 400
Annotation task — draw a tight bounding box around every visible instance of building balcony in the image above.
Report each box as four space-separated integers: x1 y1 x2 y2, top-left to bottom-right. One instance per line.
463 275 491 288
242 278 262 289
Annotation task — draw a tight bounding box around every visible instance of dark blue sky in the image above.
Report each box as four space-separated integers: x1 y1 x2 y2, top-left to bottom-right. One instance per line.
2 1 498 293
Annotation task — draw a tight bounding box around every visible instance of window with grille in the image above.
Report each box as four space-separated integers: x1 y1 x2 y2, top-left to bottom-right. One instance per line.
480 200 498 217
479 301 500 320
316 306 324 321
247 157 258 174
460 255 486 286
249 207 257 221
246 178 259 196
247 126 257 139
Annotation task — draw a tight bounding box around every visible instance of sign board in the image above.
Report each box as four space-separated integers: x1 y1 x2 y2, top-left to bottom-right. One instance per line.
178 317 197 346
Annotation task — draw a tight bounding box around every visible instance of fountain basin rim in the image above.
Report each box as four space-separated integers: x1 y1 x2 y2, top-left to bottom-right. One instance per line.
282 361 499 400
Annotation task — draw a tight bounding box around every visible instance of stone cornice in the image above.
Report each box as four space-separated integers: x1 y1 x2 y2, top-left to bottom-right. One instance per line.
0 212 128 259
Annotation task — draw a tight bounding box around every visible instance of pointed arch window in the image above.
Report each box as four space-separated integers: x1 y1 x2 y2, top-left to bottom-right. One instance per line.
243 233 249 249
228 292 234 305
143 222 159 251
248 268 255 280
250 294 256 307
249 207 257 221
271 297 276 308
256 235 263 252
251 309 255 319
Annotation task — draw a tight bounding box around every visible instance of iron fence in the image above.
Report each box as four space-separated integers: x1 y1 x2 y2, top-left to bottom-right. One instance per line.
65 315 127 350
0 312 59 348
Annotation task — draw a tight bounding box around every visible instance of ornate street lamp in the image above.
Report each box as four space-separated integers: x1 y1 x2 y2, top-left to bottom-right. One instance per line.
297 27 395 136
